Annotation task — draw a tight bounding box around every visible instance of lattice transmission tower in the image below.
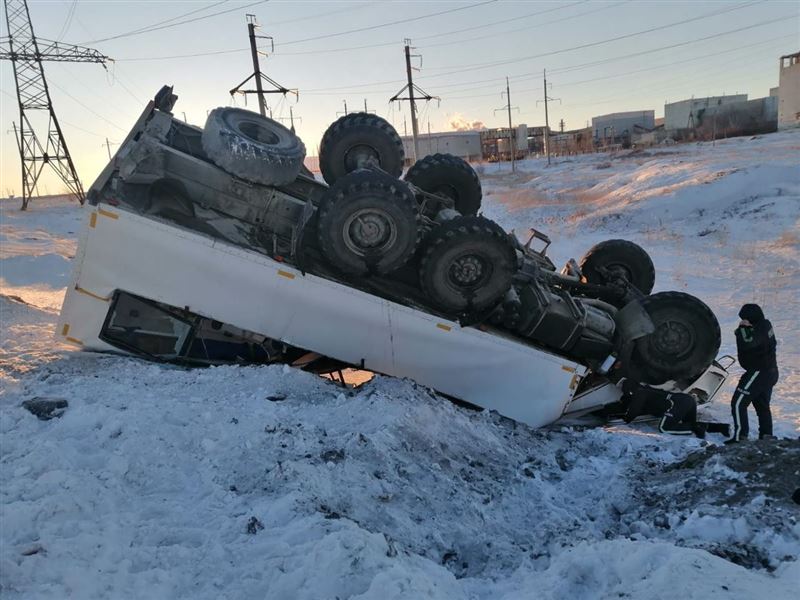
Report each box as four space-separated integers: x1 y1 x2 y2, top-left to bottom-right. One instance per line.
1 0 110 209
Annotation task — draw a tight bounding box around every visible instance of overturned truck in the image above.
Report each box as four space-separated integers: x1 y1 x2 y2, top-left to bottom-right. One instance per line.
57 87 729 427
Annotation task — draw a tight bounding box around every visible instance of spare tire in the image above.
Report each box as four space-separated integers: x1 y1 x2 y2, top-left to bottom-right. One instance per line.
405 153 482 216
202 107 306 186
579 239 655 295
317 170 420 275
419 215 517 314
319 113 404 185
630 291 721 384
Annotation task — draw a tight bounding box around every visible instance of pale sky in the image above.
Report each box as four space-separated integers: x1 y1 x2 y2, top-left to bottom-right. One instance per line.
1 0 798 197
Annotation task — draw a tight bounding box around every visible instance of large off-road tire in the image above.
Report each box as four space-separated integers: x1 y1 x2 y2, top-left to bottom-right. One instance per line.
579 239 655 295
317 170 420 275
319 113 404 185
404 153 482 216
419 216 517 314
202 107 306 186
630 291 721 384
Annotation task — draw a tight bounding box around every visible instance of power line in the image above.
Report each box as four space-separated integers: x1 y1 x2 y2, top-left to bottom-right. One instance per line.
82 0 264 45
46 78 128 132
423 0 627 50
106 0 615 63
277 0 497 47
273 0 597 56
442 33 794 101
299 10 790 96
55 0 78 42
421 1 762 74
270 2 376 27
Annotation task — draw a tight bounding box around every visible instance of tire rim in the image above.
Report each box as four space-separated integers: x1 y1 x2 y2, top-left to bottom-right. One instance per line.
651 319 695 359
604 262 633 282
447 253 492 289
344 144 380 171
236 120 279 145
432 183 460 203
342 207 397 257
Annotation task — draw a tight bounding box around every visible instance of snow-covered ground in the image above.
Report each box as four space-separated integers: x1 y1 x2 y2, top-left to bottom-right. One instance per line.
2 131 799 598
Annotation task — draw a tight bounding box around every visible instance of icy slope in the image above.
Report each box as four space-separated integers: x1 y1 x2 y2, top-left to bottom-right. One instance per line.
2 356 797 599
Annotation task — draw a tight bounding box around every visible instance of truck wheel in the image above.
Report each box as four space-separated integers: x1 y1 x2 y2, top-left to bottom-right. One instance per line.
420 216 517 313
202 107 306 186
631 291 721 384
404 153 482 216
579 239 655 295
319 113 404 185
317 170 420 275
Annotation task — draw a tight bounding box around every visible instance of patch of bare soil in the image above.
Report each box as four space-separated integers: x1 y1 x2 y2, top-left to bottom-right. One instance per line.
630 439 800 570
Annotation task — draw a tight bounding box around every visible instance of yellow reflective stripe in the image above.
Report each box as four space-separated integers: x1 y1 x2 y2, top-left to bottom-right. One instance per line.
277 270 295 280
436 323 452 332
97 208 118 220
75 286 111 302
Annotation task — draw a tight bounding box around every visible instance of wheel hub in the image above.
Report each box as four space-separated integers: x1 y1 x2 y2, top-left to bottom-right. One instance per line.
605 262 632 282
343 208 396 256
449 254 486 287
652 320 694 358
344 144 379 170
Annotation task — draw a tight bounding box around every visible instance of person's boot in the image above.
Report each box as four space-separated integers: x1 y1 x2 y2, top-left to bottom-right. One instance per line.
692 423 707 439
759 434 777 440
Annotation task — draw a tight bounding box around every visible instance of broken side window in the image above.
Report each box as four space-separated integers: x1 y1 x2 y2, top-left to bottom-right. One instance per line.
100 292 193 360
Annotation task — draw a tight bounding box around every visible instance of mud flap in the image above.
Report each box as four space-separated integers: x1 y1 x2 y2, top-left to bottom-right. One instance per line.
614 299 655 371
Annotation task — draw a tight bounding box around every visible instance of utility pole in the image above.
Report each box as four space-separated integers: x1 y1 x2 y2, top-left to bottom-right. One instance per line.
536 69 560 166
229 14 295 117
494 76 519 172
362 99 375 114
390 39 438 162
277 107 301 133
2 0 110 209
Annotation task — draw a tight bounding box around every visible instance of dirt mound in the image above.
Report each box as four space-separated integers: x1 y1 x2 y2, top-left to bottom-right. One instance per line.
629 438 800 570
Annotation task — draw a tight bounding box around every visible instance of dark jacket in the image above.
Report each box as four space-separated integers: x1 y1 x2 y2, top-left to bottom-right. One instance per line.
622 381 671 422
735 304 777 372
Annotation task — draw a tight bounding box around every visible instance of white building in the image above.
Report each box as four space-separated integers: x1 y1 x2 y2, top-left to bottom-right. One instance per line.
591 111 655 142
777 51 800 130
400 130 482 162
664 95 748 131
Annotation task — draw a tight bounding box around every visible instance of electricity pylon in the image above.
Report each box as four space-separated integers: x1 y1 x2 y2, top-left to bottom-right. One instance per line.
2 0 110 209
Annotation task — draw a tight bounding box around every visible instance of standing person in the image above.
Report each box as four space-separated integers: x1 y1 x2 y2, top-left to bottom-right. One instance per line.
727 303 778 443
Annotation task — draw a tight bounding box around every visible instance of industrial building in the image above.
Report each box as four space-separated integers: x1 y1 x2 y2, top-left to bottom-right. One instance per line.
664 95 748 131
776 51 800 129
591 111 655 146
400 130 482 163
400 124 529 163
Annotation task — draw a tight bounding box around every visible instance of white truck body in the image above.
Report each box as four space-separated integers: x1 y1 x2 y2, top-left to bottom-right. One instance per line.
57 205 729 428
